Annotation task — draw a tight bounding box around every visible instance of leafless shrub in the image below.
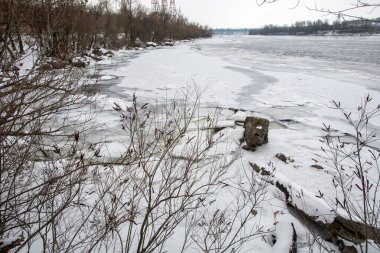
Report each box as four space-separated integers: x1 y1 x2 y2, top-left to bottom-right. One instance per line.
62 89 259 252
1 76 271 252
0 51 98 252
190 167 270 253
318 95 380 252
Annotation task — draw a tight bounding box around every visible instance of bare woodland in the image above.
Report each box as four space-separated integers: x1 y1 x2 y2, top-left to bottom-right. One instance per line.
0 0 211 61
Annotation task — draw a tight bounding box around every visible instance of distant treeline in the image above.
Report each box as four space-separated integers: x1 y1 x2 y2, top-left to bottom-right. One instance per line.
213 28 249 36
249 19 380 36
0 0 211 59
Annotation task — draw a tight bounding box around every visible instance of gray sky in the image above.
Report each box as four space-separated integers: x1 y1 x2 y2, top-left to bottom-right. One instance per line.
138 0 380 28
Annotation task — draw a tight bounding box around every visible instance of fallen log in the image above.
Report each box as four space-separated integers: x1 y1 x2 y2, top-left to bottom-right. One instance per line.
249 162 380 252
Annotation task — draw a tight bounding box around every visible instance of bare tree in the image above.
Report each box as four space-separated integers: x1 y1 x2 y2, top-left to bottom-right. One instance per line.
308 0 380 22
256 0 380 22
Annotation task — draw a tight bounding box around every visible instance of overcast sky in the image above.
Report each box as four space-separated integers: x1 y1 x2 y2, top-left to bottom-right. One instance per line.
138 0 380 28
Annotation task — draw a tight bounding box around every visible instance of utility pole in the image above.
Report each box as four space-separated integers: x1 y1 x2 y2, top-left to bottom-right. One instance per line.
151 0 159 11
161 0 168 9
169 0 175 13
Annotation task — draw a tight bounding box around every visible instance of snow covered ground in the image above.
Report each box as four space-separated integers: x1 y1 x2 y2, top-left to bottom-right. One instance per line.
91 36 380 252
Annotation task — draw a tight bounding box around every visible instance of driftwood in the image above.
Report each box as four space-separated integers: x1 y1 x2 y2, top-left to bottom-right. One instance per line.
249 162 380 252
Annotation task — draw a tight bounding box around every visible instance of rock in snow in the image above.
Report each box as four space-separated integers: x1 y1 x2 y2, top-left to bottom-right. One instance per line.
275 153 295 164
243 116 269 151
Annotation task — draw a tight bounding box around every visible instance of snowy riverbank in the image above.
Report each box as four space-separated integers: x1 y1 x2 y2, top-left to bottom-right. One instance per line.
89 36 380 252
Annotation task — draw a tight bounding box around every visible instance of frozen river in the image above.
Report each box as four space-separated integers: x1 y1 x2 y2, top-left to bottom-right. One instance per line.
95 35 380 154
200 35 380 76
99 35 380 133
195 35 380 108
